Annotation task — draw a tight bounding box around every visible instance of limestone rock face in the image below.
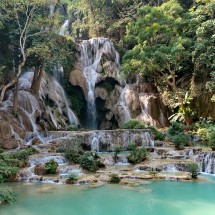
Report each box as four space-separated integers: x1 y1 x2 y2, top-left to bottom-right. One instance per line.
70 68 88 99
95 82 169 129
0 110 25 149
124 89 141 118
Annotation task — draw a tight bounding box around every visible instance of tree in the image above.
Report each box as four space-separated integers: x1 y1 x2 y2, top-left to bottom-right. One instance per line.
191 2 215 100
0 0 48 111
122 0 193 124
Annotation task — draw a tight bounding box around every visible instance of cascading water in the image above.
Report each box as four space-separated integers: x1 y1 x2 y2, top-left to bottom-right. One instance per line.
51 77 79 126
59 19 69 36
118 85 131 124
80 38 120 129
138 94 155 126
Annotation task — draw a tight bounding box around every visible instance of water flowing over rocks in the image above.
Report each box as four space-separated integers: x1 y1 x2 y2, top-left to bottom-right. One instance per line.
55 129 155 152
0 70 78 149
70 37 169 129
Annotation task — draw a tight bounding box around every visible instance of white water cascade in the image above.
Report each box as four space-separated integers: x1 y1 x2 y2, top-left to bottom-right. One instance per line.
118 84 131 124
51 78 79 126
59 19 69 36
138 94 155 126
80 38 120 129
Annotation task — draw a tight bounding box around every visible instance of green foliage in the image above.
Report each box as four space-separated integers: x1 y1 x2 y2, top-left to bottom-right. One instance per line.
65 139 84 164
45 159 58 174
0 174 3 183
114 145 123 163
208 131 215 150
127 143 137 151
195 118 215 144
150 127 165 141
167 122 185 136
64 140 104 172
109 174 121 184
13 148 36 162
79 151 105 172
0 148 37 182
197 128 211 142
66 173 78 184
128 147 148 165
133 123 146 129
188 162 199 179
67 125 78 131
0 187 17 205
168 92 194 124
171 133 191 149
122 120 145 129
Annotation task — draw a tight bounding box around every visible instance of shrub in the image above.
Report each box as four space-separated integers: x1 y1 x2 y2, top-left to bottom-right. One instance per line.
128 147 148 164
65 140 84 163
109 174 121 183
0 166 19 181
127 143 137 151
66 173 78 184
0 174 4 183
45 160 58 174
67 125 78 131
154 130 165 141
167 122 185 136
149 127 165 141
56 147 65 153
0 148 37 182
13 147 36 161
188 162 199 179
134 123 145 129
0 187 16 205
122 120 141 129
0 148 3 154
80 152 102 172
114 146 123 163
209 131 215 150
171 133 190 150
197 128 211 142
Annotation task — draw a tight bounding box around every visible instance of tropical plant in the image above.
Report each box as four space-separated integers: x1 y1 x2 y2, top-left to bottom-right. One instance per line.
167 122 185 136
109 174 121 184
0 187 17 205
171 133 191 150
114 145 123 163
188 162 199 179
45 160 58 174
208 131 215 150
128 147 148 164
66 173 78 184
122 119 145 129
168 92 194 124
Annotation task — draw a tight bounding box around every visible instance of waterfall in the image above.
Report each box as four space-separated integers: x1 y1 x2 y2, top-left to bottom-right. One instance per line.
88 129 154 152
51 78 79 126
59 19 69 36
118 85 131 124
138 94 155 126
80 38 120 129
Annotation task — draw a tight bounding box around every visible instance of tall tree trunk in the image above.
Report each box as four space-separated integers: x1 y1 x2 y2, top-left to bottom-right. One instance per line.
31 64 45 96
13 80 19 113
0 63 23 103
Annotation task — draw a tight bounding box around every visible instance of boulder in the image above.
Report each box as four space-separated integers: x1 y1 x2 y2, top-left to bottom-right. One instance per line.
34 164 46 175
0 110 25 149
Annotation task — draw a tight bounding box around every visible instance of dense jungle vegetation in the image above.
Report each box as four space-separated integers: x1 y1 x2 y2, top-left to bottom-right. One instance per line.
0 0 214 124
